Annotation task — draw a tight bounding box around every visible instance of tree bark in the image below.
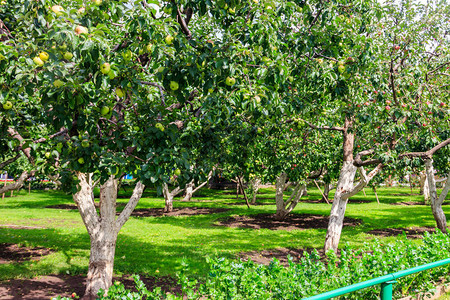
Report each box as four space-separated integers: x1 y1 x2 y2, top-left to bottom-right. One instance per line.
249 177 261 205
274 173 306 220
324 161 357 252
322 182 333 203
74 173 145 299
419 171 431 203
162 183 182 213
182 181 195 201
425 159 449 233
0 171 30 194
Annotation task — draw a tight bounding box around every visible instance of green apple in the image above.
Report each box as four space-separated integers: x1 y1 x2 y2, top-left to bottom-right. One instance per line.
338 65 345 74
81 140 90 148
155 123 165 132
146 43 153 53
165 35 174 45
33 56 44 67
45 152 51 159
53 79 64 88
262 56 271 65
39 51 49 61
123 50 132 60
93 0 102 5
100 106 110 116
51 5 64 16
228 7 235 14
225 77 236 86
115 87 125 98
100 62 111 74
78 157 85 164
2 101 12 110
174 169 181 176
170 81 179 91
288 76 294 83
108 71 115 80
63 52 73 60
75 25 88 35
157 66 165 73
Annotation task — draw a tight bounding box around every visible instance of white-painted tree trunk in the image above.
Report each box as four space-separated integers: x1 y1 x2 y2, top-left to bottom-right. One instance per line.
425 159 449 233
324 162 383 252
324 161 356 252
162 183 182 213
249 177 261 205
420 171 431 203
73 173 145 299
274 173 306 220
182 181 195 202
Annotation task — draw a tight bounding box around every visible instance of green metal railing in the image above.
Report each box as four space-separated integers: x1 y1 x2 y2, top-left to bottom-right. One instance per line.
303 257 450 300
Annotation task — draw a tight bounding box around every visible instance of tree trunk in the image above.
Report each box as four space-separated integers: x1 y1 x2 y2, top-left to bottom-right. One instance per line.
274 173 306 220
162 183 182 213
182 181 195 201
419 171 430 203
322 182 333 202
74 173 145 299
425 159 448 233
0 171 30 194
249 177 261 205
324 161 357 252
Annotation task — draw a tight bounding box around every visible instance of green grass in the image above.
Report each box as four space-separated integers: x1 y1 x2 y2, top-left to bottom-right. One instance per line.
0 185 449 282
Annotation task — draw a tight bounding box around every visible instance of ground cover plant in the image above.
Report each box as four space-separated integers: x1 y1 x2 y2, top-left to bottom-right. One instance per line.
0 186 450 298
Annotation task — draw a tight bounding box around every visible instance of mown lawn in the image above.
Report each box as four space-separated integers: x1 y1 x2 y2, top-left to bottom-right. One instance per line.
0 185 449 281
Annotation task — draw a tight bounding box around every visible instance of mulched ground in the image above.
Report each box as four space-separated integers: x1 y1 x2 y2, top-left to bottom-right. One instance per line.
367 227 438 238
0 274 178 300
217 213 362 231
46 205 229 217
0 243 53 264
239 247 331 266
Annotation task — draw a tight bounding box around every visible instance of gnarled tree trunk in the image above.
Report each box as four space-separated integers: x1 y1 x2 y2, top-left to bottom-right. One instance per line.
425 159 449 233
249 177 261 205
74 173 145 299
162 183 182 213
0 170 31 194
419 171 430 203
274 173 306 220
182 169 214 202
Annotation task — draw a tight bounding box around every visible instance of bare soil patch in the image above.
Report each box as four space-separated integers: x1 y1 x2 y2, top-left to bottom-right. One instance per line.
217 213 361 231
129 207 229 217
0 243 53 264
0 274 178 300
46 205 229 217
368 227 438 238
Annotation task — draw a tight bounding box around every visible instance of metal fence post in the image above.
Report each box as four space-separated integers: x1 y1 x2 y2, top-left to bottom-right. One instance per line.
380 280 396 300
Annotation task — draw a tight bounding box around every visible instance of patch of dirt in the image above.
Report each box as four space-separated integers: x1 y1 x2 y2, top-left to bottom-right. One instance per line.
46 205 229 217
391 193 421 196
0 243 53 264
217 213 362 231
130 207 229 217
0 274 179 300
46 204 78 210
367 227 438 239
